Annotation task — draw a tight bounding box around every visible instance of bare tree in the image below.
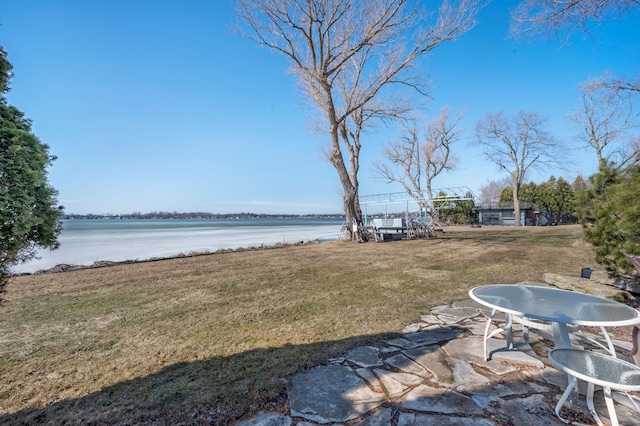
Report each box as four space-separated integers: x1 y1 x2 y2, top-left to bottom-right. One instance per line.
510 0 640 41
478 176 512 206
234 0 482 239
372 107 463 217
476 111 561 226
570 75 640 170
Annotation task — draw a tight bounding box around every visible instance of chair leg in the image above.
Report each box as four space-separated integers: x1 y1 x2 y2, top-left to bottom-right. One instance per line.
599 325 617 357
577 326 618 356
603 386 619 426
623 391 640 412
586 381 605 426
554 375 577 424
483 309 495 361
483 311 513 360
505 313 513 350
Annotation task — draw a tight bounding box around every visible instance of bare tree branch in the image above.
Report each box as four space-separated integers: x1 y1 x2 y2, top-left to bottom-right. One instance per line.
373 107 464 215
584 73 640 96
510 0 640 124
478 176 513 205
234 0 483 237
570 74 640 170
373 120 426 206
510 0 640 42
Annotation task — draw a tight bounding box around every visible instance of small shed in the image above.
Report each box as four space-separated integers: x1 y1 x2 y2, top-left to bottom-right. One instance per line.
475 202 540 226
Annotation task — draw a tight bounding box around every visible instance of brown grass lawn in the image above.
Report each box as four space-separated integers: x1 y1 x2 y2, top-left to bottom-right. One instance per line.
0 225 596 424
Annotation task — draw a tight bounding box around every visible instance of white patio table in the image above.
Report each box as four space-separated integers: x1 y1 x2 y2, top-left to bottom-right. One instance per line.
469 284 640 361
470 284 640 425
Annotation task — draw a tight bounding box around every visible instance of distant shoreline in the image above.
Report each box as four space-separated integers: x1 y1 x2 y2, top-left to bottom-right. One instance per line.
62 212 346 220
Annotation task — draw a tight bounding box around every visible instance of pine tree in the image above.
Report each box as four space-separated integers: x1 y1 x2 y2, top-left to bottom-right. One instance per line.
576 163 640 276
0 46 62 300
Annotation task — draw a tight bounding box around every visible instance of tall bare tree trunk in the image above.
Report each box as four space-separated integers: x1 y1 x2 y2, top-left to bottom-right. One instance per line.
329 141 363 236
512 181 521 226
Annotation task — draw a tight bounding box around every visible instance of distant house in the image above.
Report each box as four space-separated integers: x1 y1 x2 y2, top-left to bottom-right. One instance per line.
475 202 543 226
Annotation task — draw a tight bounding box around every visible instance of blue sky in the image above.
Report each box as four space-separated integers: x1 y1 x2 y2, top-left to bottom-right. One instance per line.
1 0 638 215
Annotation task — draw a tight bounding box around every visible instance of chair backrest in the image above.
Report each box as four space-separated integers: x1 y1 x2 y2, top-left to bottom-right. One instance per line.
625 325 640 366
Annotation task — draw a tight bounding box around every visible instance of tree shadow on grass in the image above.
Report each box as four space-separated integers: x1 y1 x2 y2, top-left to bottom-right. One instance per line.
1 332 405 425
5 323 612 426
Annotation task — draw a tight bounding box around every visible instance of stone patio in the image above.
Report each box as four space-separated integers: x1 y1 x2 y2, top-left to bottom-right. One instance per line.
237 281 640 426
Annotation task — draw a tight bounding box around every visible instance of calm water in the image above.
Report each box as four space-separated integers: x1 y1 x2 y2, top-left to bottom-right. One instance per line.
12 218 344 274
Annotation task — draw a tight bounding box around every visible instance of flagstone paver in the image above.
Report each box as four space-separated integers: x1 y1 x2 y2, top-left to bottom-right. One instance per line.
383 353 430 378
419 314 442 324
400 383 484 415
354 368 384 393
398 412 494 426
288 365 386 423
448 358 492 390
240 280 640 426
346 346 384 368
403 345 454 385
235 412 291 426
373 369 423 398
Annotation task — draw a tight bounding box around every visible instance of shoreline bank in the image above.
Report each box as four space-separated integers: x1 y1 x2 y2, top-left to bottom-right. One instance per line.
11 217 344 274
11 239 319 276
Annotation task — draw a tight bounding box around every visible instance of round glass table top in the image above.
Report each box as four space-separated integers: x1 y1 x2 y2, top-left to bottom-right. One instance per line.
469 284 640 326
549 348 640 391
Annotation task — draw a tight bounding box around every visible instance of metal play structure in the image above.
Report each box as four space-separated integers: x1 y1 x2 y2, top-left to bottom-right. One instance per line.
346 187 475 242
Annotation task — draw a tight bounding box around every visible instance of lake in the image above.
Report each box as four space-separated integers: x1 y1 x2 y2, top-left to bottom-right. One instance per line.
12 218 345 274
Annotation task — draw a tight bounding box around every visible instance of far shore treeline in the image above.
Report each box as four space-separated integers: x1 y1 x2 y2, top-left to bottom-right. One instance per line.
61 212 347 220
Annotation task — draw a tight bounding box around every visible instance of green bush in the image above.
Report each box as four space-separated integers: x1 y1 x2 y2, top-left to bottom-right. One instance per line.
576 163 640 276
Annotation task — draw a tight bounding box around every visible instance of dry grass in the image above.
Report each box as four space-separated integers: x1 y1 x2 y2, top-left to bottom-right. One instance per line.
0 225 595 424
